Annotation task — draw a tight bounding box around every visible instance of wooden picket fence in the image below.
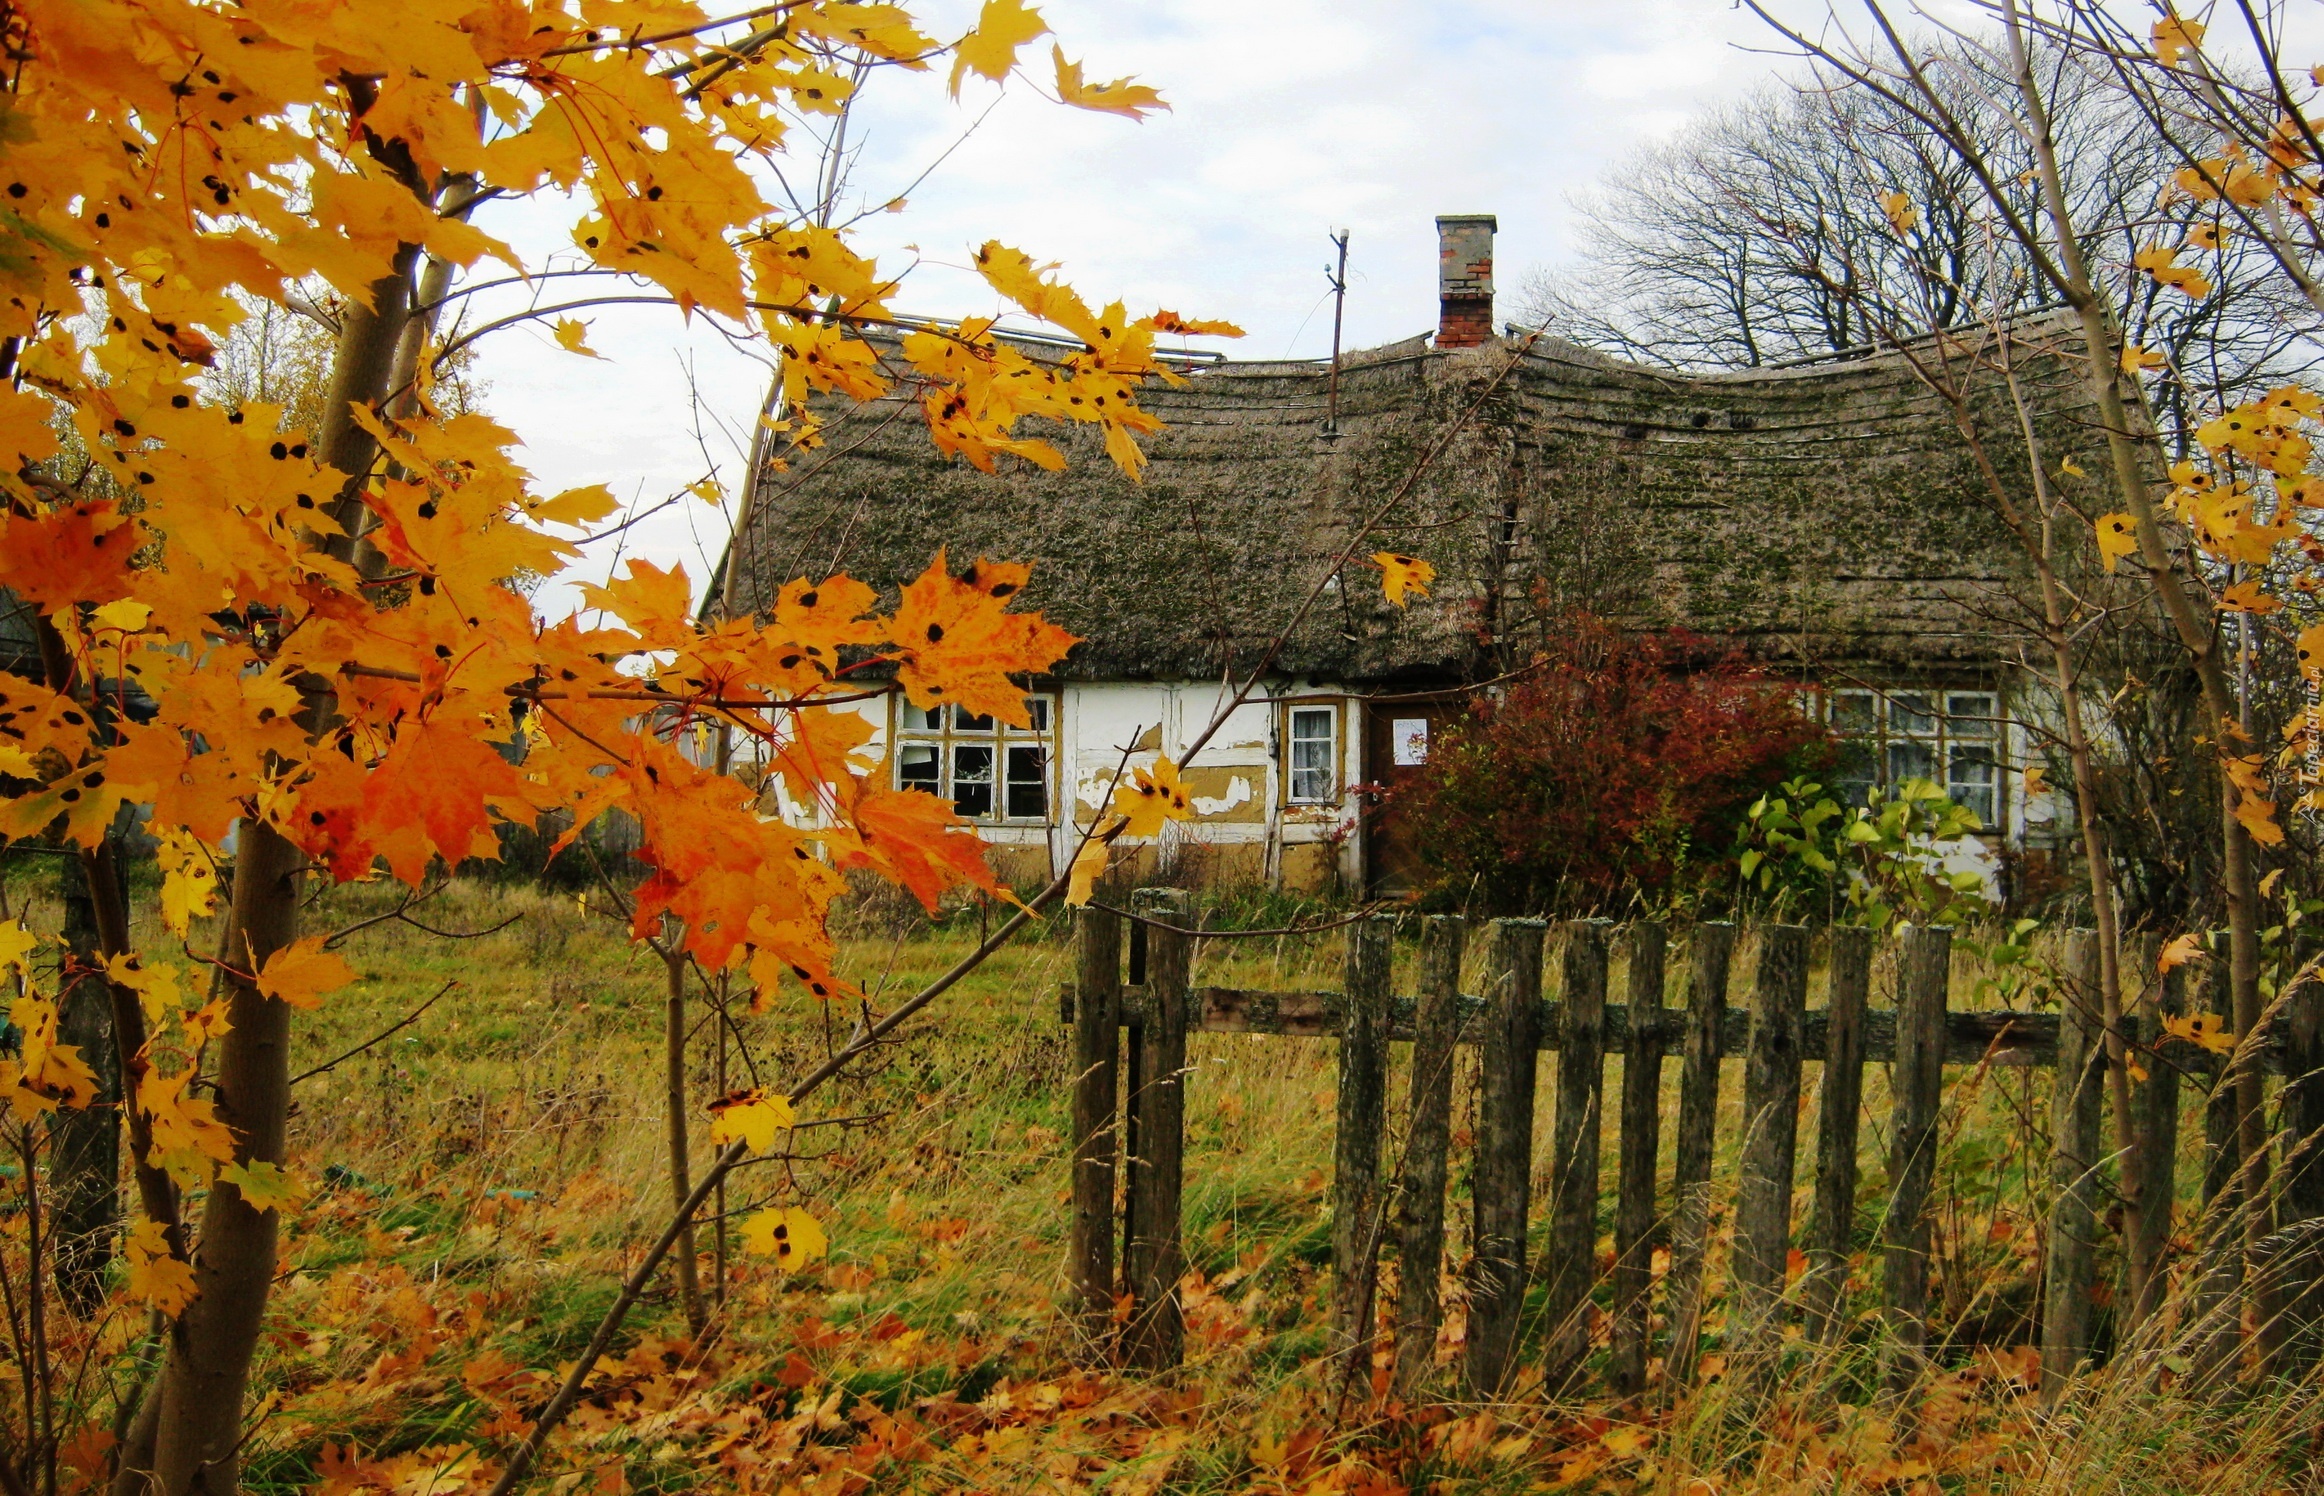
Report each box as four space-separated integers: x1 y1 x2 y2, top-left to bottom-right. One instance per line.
1057 890 2324 1403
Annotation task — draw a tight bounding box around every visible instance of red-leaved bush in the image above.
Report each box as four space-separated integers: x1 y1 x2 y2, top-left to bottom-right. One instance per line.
1394 615 1836 915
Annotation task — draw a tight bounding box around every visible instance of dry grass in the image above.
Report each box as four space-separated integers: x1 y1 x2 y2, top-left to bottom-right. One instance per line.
21 868 2307 1494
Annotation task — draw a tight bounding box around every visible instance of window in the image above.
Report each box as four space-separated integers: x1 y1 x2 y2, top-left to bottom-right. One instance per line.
894 697 1056 823
1287 705 1338 803
1823 688 2003 829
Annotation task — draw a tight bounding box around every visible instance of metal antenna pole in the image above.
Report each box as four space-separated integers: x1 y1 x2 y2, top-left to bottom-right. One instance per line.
1322 229 1349 441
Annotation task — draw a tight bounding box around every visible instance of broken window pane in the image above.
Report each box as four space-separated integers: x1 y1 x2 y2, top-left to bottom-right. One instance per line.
1829 690 1877 736
1887 738 1938 788
951 744 993 818
1006 745 1047 819
1890 693 1937 737
1946 693 1998 739
952 705 994 733
899 744 940 795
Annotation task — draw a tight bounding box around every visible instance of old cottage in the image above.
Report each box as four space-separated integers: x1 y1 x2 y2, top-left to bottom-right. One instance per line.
727 215 2103 895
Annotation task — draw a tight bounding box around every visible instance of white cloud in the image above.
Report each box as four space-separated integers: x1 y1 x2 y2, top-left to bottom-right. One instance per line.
463 2 1799 614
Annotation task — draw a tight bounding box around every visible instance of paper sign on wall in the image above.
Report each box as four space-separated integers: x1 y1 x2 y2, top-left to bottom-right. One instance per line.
1392 718 1429 766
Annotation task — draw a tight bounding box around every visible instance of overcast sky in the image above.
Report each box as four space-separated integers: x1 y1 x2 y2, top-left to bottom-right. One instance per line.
463 2 1860 616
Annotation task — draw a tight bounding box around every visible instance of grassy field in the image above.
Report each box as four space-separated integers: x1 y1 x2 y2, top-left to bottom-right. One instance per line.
15 868 2316 1494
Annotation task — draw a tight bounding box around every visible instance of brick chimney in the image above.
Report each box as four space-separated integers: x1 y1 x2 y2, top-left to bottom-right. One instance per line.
1435 213 1497 349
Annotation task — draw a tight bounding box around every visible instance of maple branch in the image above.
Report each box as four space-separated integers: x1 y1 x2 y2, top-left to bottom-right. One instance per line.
335 661 891 712
288 980 457 1088
535 3 809 60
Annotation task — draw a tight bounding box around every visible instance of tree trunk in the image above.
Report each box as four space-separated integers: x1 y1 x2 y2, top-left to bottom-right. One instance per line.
51 843 122 1318
665 942 705 1338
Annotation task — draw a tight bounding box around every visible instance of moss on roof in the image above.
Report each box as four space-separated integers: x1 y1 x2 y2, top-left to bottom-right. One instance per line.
731 311 2104 683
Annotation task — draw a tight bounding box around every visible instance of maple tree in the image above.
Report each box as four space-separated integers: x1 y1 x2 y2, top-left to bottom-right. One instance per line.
0 1 1244 1491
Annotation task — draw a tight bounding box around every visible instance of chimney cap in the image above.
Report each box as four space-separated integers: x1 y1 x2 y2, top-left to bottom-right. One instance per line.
1435 213 1499 231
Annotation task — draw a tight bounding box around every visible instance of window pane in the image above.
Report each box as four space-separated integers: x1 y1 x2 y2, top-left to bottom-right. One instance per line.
1890 693 1937 737
1006 745 1047 819
1949 744 1999 826
899 744 940 794
951 744 993 818
1946 693 1998 739
952 705 994 733
1023 698 1051 733
1831 740 1879 808
1287 708 1335 802
903 705 944 732
1887 738 1938 789
1830 691 1877 735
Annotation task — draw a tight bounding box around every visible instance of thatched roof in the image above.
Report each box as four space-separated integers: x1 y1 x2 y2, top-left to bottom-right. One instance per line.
729 311 2105 684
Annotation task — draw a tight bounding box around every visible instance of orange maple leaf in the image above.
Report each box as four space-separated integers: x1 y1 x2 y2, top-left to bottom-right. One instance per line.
887 551 1077 726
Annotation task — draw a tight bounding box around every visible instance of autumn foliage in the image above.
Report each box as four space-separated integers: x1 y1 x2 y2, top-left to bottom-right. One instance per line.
1391 616 1835 915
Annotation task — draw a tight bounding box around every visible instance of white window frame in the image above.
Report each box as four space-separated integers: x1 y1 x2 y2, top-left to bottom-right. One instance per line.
892 695 1059 825
1822 687 2005 831
1281 700 1342 806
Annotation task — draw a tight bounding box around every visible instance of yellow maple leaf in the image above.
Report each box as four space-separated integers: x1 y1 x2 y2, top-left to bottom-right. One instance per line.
2163 1009 2237 1055
2236 791 2285 846
0 922 35 975
2153 15 2205 66
2157 932 2206 973
2094 513 2140 573
106 954 186 1023
90 598 151 633
552 318 603 359
1112 757 1193 839
1373 552 1435 606
155 828 217 939
2186 221 2229 251
2121 345 2165 375
126 1218 196 1317
1065 831 1112 907
1051 46 1168 120
2059 456 2086 478
949 0 1048 96
2219 579 2282 614
219 1159 303 1213
2298 622 2324 679
1878 190 1917 234
2023 765 2050 797
707 1089 796 1152
255 936 356 1010
742 1206 828 1270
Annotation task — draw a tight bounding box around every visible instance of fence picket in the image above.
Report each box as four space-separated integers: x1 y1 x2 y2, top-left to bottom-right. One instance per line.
1805 925 1872 1344
1070 907 1122 1351
1665 921 1737 1397
1394 916 1466 1396
1609 921 1668 1396
1332 914 1393 1383
1466 917 1546 1399
1733 925 1810 1376
2039 930 2103 1404
1542 919 1610 1385
2127 934 2178 1337
1122 889 1190 1370
1884 924 1952 1403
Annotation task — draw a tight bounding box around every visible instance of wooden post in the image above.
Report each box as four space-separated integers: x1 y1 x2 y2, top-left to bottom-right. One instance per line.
1609 920 1667 1396
1123 888 1190 1370
1732 924 1810 1374
1466 917 1544 1399
1805 925 1872 1345
2126 933 2178 1338
1665 921 1736 1396
1882 923 1951 1406
2040 929 2104 1405
1542 919 1610 1386
2191 952 2244 1381
2271 936 2324 1372
1332 913 1393 1384
1070 906 1123 1349
1395 915 1465 1396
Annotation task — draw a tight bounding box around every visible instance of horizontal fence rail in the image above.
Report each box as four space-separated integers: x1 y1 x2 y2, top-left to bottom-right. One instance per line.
1062 983 2255 1072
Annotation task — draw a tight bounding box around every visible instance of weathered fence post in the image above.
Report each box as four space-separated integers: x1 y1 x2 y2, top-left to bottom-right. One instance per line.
1466 917 1545 1399
2126 933 2178 1339
1805 925 1872 1345
2270 936 2324 1372
1732 924 1809 1377
1332 913 1393 1385
1610 920 1668 1396
1395 915 1465 1396
1542 919 1610 1386
1070 905 1123 1350
1884 923 1951 1404
1123 888 1190 1370
2040 929 2103 1405
1665 921 1736 1397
